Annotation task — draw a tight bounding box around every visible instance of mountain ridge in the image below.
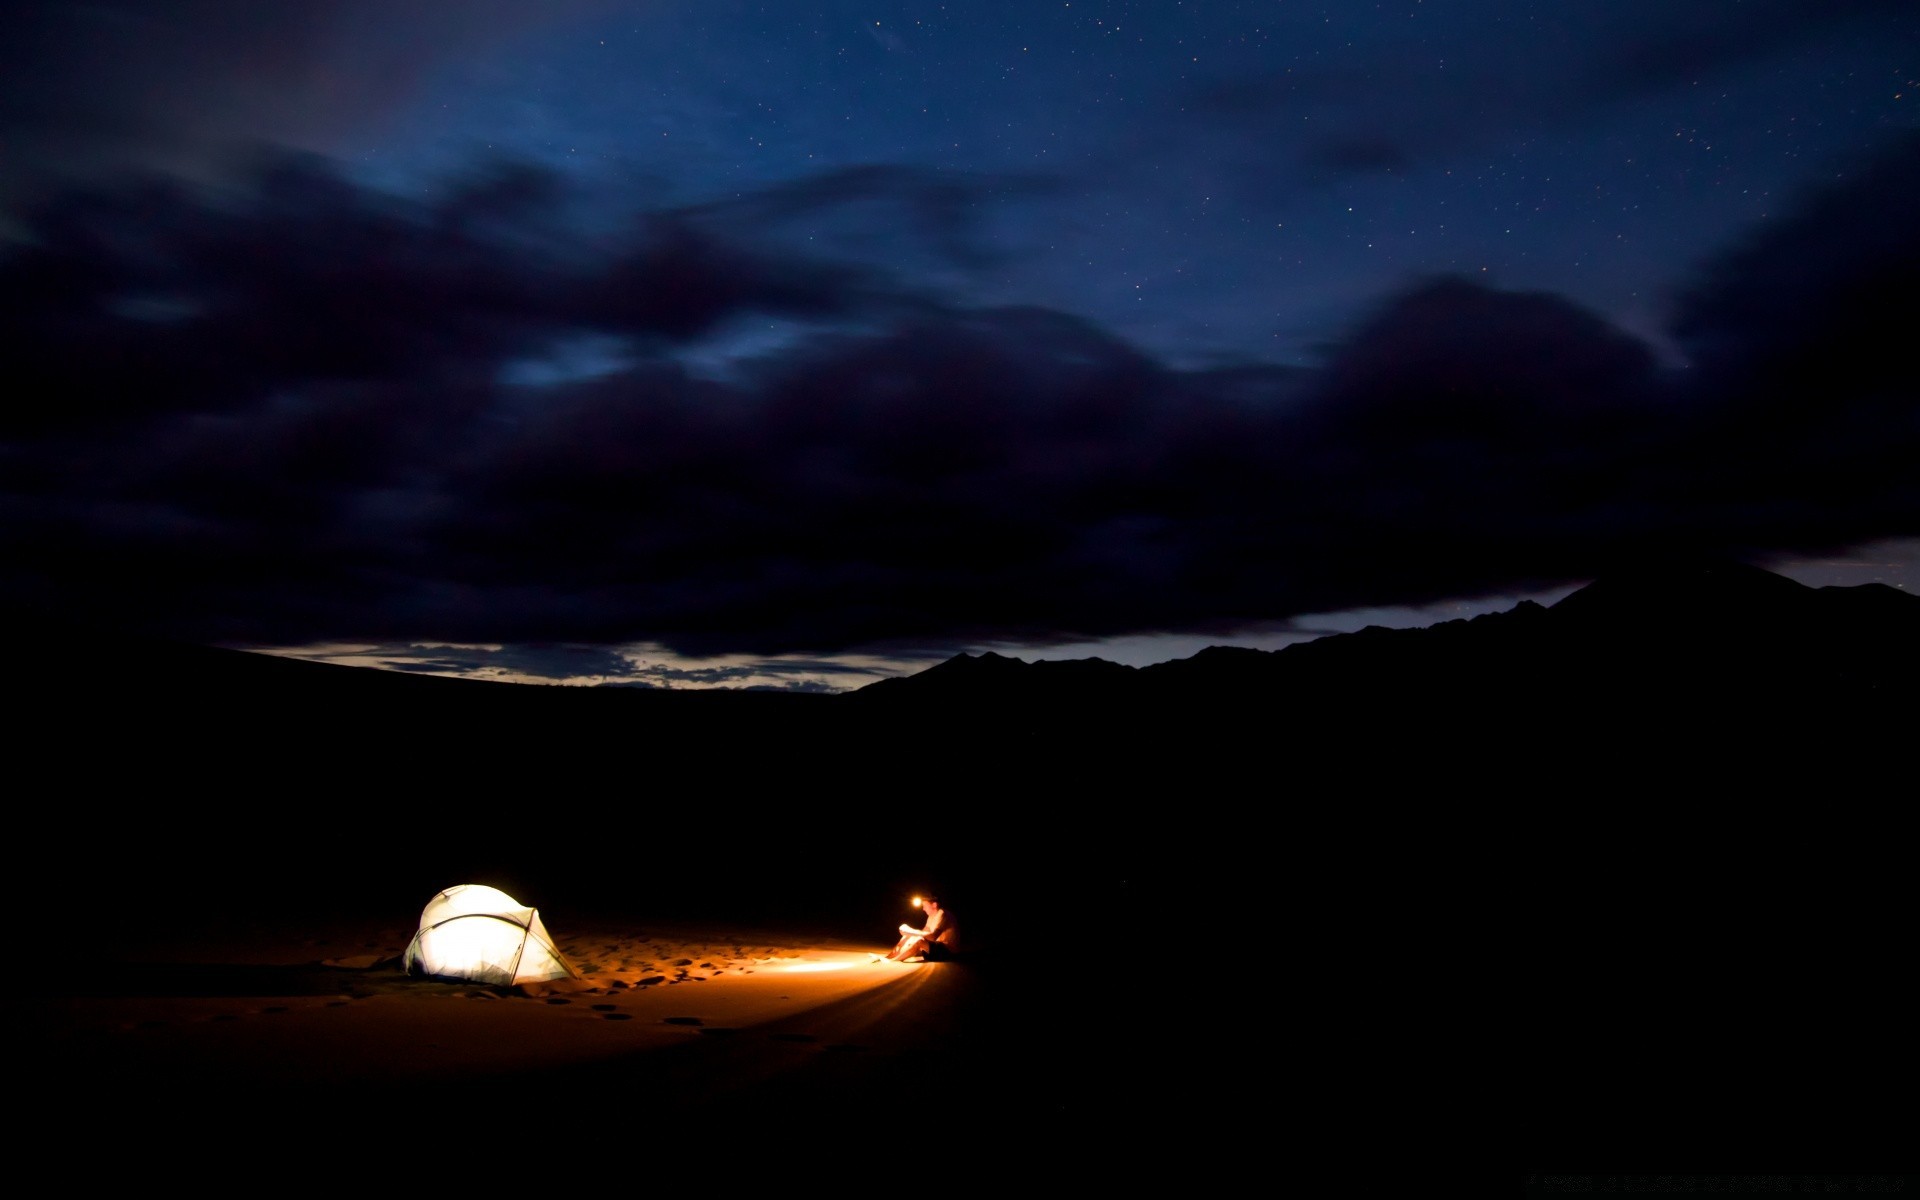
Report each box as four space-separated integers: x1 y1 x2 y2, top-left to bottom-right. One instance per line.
851 559 1920 721
13 559 1916 737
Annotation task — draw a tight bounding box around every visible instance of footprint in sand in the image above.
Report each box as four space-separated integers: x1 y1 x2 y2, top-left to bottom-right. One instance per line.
770 1033 817 1044
591 1003 617 1011
544 997 573 1006
600 1012 632 1021
697 1027 739 1037
664 1016 703 1026
638 975 666 986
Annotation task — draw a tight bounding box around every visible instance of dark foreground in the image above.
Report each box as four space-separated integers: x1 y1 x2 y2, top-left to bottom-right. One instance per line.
17 628 1914 1181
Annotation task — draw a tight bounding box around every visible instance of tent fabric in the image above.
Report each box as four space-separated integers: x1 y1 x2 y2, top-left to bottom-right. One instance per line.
403 884 578 986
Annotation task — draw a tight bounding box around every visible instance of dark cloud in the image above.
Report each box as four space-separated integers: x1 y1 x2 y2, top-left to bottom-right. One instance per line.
2 136 1916 656
605 664 838 691
673 163 1064 273
1298 137 1414 178
0 0 608 214
0 153 890 438
329 641 871 688
1674 130 1920 395
1185 2 1913 182
379 643 641 681
1658 129 1920 551
1587 0 1912 100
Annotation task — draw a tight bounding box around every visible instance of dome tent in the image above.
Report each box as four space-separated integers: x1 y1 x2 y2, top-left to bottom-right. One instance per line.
403 884 578 986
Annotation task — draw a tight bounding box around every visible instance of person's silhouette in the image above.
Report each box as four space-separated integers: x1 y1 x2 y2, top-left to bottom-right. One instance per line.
880 894 958 962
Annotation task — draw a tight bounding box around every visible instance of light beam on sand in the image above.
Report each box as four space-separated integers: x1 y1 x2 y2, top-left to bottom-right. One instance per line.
771 951 888 973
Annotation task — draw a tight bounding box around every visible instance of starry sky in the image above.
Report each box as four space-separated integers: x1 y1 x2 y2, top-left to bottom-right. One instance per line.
3 1 1915 690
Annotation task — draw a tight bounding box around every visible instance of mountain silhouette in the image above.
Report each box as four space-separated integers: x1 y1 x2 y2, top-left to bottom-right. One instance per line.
12 552 1913 867
17 559 1913 760
851 558 1919 724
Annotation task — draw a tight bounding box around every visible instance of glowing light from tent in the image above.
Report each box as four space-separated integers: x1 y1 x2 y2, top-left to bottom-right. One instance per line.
404 883 576 986
426 917 521 980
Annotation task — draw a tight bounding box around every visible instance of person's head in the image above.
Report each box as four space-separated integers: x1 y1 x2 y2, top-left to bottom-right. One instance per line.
922 893 942 912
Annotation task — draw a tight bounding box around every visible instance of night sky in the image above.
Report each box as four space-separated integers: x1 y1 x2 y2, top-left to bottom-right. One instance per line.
4 1 1915 690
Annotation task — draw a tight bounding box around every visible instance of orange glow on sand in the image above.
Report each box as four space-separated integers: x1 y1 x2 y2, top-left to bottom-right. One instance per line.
777 958 860 973
44 921 936 1120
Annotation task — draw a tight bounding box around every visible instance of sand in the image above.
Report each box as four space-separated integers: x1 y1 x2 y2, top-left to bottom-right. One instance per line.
48 919 904 1076
27 902 1169 1174
31 866 1902 1183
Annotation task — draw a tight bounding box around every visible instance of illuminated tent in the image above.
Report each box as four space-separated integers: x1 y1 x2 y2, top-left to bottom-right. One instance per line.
403 884 578 986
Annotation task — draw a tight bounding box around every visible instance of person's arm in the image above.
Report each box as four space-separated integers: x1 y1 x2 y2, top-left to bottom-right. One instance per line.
899 910 943 938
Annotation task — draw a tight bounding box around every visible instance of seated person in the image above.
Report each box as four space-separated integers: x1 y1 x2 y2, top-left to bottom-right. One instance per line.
882 894 959 962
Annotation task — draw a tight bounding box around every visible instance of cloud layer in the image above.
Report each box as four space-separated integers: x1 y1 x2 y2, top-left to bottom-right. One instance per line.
4 133 1916 656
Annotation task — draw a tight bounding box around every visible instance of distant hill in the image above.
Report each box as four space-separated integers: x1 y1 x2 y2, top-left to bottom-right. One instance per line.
849 559 1920 733
20 558 1914 736
14 557 1915 786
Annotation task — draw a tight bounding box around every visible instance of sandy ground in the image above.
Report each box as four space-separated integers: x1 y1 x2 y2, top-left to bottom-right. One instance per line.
44 918 922 1084
28 872 1905 1182
26 904 1182 1174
